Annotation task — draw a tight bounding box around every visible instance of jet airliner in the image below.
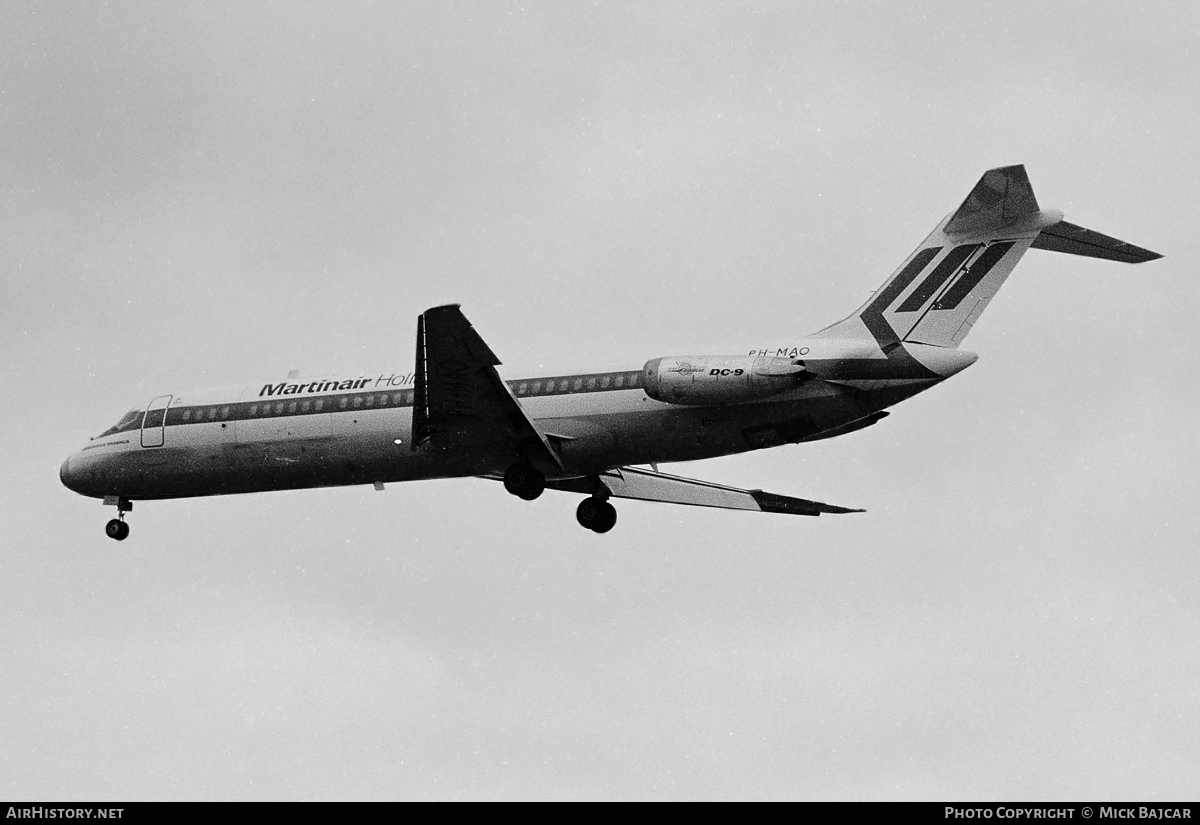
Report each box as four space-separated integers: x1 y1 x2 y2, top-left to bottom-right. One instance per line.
60 166 1160 539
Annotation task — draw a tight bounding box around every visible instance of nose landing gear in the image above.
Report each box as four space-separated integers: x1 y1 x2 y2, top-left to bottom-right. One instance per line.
103 497 133 541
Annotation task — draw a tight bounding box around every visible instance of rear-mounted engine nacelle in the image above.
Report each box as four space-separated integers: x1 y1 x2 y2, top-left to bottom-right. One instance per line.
642 355 806 405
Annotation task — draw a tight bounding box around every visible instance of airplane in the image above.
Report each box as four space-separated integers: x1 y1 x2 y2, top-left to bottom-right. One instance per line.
60 165 1160 539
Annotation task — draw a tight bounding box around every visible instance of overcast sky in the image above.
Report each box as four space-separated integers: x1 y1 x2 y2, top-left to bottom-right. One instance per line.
3 0 1198 800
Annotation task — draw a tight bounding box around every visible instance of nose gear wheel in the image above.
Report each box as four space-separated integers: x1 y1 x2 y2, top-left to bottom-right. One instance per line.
104 497 133 541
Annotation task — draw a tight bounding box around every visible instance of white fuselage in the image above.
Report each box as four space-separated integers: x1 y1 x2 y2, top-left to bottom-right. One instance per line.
60 337 975 502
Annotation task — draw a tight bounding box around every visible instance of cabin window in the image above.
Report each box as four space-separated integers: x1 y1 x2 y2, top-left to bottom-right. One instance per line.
275 403 284 415
221 406 230 419
249 404 259 416
287 402 297 414
315 399 324 411
208 407 217 420
301 400 311 412
99 409 143 437
573 378 583 391
183 410 192 422
601 376 611 388
339 398 348 409
586 377 597 390
353 396 363 407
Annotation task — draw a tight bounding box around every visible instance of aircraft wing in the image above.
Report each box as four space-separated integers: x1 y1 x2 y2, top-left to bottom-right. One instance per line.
539 466 863 516
412 304 562 469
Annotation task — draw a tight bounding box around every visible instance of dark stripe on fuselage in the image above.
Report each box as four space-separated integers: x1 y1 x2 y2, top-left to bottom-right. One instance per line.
895 244 981 312
140 370 645 431
932 241 1015 310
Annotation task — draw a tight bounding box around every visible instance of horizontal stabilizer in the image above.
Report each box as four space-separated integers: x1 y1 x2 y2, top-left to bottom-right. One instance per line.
525 466 862 516
1031 220 1161 264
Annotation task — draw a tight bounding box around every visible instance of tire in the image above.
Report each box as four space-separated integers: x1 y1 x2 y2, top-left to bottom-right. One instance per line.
577 498 617 533
576 497 602 529
106 519 129 541
592 500 617 534
504 463 545 501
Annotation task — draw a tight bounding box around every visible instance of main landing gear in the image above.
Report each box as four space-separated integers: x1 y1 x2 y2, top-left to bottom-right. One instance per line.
104 497 132 541
576 495 617 534
503 462 545 501
503 463 619 533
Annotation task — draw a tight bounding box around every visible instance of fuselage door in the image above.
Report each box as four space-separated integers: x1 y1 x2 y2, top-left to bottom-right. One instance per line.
141 395 172 448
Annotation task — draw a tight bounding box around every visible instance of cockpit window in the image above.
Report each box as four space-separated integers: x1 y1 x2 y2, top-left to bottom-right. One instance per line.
97 409 144 438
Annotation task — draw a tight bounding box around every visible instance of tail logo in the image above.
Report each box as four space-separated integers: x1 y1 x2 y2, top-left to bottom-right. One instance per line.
887 242 1016 315
931 242 1014 310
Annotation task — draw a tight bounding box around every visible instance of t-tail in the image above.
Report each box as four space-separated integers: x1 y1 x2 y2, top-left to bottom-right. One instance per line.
813 165 1161 351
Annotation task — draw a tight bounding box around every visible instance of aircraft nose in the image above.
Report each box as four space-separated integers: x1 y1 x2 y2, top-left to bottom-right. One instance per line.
60 456 82 493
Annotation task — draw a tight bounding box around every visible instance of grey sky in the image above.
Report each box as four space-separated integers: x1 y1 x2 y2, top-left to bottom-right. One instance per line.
2 0 1198 800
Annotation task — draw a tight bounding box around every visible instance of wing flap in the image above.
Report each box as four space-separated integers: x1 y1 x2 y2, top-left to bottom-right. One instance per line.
533 466 862 517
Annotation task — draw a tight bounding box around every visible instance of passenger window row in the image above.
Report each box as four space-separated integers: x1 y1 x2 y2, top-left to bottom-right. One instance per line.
108 370 642 434
164 390 418 426
510 371 642 397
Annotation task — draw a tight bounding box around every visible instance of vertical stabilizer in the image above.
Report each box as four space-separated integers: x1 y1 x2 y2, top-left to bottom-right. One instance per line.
811 165 1152 350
